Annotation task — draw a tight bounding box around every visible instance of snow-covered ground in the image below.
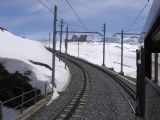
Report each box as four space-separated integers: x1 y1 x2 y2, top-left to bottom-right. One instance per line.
56 42 138 78
0 30 69 119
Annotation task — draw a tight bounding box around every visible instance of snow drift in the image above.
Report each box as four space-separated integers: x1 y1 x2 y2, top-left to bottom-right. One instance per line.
0 30 69 95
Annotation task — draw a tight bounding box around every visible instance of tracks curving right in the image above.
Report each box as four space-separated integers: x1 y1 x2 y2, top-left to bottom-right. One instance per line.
33 49 138 120
57 52 136 118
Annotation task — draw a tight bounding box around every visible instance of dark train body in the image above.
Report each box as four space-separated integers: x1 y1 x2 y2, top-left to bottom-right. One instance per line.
136 0 160 119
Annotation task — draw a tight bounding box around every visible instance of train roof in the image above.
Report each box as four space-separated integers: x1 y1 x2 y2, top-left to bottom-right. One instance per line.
143 0 160 52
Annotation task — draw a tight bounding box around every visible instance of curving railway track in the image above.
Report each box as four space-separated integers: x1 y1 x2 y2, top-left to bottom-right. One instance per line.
52 55 91 120
31 50 138 120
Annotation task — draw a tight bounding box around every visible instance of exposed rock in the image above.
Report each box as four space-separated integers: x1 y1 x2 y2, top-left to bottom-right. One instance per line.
0 64 41 109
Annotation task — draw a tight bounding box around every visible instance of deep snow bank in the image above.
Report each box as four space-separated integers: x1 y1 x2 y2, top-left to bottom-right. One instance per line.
0 30 69 96
56 42 137 78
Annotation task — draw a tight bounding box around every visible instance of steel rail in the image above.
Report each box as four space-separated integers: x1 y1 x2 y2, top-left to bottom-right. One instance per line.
57 51 136 115
46 53 91 120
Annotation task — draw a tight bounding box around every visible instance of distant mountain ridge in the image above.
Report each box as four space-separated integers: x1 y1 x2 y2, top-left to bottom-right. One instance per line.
105 35 140 45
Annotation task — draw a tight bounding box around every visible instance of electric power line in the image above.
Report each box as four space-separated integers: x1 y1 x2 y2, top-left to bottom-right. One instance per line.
126 1 149 32
65 0 89 31
39 0 54 13
39 0 65 20
39 0 86 31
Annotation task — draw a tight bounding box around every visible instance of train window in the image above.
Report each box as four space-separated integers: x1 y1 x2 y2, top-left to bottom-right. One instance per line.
151 53 160 86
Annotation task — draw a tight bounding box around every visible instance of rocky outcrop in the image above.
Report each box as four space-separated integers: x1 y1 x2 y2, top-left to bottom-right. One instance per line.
0 64 41 108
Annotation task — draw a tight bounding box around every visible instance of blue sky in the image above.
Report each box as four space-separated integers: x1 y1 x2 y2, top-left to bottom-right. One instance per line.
0 0 153 41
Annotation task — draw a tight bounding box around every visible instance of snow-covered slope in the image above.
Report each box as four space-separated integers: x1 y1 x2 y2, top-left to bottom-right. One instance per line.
56 42 137 78
0 30 69 96
112 35 140 45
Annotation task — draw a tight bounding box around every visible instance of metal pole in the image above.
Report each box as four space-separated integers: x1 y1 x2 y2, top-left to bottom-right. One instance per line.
120 30 124 75
59 19 63 53
136 50 140 116
21 93 24 114
45 83 47 97
49 32 51 48
0 101 2 120
136 47 145 117
52 6 57 92
78 38 79 58
102 23 106 66
65 26 68 69
59 19 63 61
154 53 158 84
66 27 68 54
140 47 145 118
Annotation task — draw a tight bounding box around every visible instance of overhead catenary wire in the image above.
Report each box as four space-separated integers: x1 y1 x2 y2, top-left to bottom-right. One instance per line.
46 0 89 31
65 0 89 31
39 0 102 35
39 0 64 21
39 0 86 32
39 0 55 14
56 19 76 31
127 27 145 32
63 22 85 31
126 1 149 32
127 16 148 32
